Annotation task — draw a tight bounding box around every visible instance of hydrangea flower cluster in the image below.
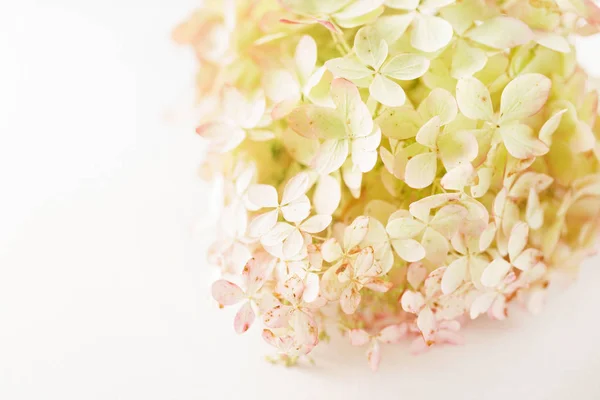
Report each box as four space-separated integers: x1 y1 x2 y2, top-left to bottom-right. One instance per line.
174 0 600 370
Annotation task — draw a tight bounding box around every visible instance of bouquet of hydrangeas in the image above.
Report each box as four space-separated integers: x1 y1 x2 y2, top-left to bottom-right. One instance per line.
174 0 600 370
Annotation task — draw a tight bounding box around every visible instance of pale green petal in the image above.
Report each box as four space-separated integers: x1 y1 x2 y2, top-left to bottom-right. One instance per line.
369 74 407 107
466 16 533 49
287 105 346 139
415 116 441 149
325 56 374 80
451 40 487 79
373 14 414 44
331 78 374 137
411 13 454 53
456 76 494 121
499 73 552 124
417 88 458 125
295 35 318 83
381 54 431 81
499 123 549 159
384 0 419 10
405 152 438 189
354 26 388 70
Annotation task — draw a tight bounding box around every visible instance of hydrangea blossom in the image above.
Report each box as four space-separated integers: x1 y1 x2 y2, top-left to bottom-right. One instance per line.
176 0 600 370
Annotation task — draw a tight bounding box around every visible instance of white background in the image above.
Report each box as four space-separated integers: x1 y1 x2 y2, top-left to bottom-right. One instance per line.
1 1 600 399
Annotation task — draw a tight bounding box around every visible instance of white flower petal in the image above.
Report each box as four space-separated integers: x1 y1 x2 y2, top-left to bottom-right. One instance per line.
391 239 426 262
261 222 295 246
313 174 341 215
508 222 529 261
301 214 333 233
400 290 425 314
481 258 511 287
281 195 311 223
344 216 371 250
512 248 543 271
247 184 279 208
322 238 343 262
441 257 468 294
470 292 497 319
312 139 350 174
378 324 407 344
248 209 279 238
283 229 305 258
281 172 310 205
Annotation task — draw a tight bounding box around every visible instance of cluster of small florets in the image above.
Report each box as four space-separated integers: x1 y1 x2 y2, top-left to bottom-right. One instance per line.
174 0 600 370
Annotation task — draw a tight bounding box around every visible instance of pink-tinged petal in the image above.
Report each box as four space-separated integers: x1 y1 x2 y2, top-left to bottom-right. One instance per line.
282 228 305 258
489 296 507 320
242 255 274 294
512 248 543 271
367 340 382 372
508 222 529 261
378 324 407 344
435 330 464 346
292 310 319 347
340 286 362 314
261 329 280 348
409 337 429 355
281 274 305 304
481 258 511 288
320 262 347 300
234 301 256 334
263 304 293 328
321 238 343 262
417 306 436 345
281 172 310 205
248 209 279 238
527 289 546 315
469 292 497 319
364 278 393 293
281 195 311 223
441 256 468 294
407 262 427 289
211 280 245 306
300 214 333 234
247 184 279 208
400 290 425 314
348 329 371 346
354 247 377 277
